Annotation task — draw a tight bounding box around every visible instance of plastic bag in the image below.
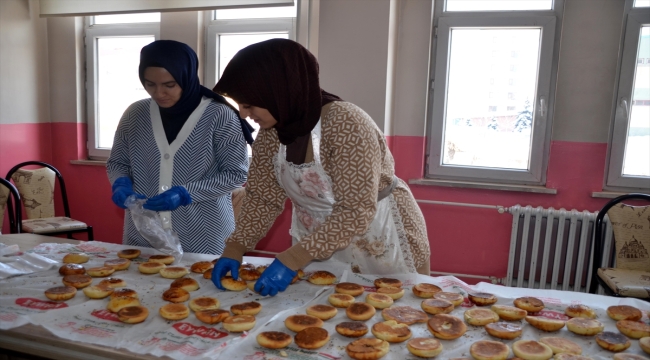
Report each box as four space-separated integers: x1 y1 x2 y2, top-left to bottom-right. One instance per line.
126 196 183 262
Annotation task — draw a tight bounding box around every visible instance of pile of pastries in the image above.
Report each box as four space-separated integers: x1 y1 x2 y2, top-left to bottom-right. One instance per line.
44 251 650 359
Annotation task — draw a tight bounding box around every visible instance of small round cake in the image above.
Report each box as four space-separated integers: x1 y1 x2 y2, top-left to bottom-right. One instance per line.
381 306 428 325
195 309 229 324
285 314 324 332
190 261 213 274
170 277 199 292
421 298 454 315
306 304 337 320
159 266 189 279
231 301 262 316
307 270 336 285
365 293 394 309
162 288 190 303
62 253 89 264
58 263 85 276
44 285 77 301
412 283 442 298
82 285 114 299
374 278 402 289
427 314 466 340
257 331 292 349
148 254 175 265
117 249 141 259
86 266 115 277
468 292 497 306
513 296 544 312
345 302 376 321
346 338 389 360
335 321 368 337
188 297 220 312
433 292 464 306
335 282 365 296
62 274 92 289
566 318 604 336
525 315 566 332
407 338 443 358
328 293 355 308
470 340 510 360
98 277 126 288
223 315 256 332
485 322 523 340
371 320 412 343
104 258 131 271
117 305 149 324
294 327 329 350
159 303 189 320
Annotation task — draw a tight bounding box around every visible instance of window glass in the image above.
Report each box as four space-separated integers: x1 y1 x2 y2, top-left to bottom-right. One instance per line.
94 13 160 24
442 28 541 170
634 0 650 7
215 2 296 19
218 33 289 77
623 26 650 177
446 0 552 12
96 36 154 148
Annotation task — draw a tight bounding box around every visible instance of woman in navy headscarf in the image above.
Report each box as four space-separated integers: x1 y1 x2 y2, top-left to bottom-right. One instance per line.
107 40 253 255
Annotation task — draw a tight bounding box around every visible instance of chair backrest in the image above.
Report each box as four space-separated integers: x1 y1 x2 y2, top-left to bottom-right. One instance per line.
5 161 71 220
590 193 650 293
0 177 22 233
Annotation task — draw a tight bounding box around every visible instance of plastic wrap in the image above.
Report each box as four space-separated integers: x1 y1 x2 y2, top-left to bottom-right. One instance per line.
126 196 183 262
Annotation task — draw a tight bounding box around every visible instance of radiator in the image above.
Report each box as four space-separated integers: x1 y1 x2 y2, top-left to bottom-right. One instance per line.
504 205 613 295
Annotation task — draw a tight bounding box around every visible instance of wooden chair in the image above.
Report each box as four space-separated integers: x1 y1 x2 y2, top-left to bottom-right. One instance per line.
589 193 650 298
5 161 93 240
0 177 22 233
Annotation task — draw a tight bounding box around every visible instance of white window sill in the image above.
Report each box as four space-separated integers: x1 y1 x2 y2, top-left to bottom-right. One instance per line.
409 178 557 194
591 191 637 199
70 160 106 166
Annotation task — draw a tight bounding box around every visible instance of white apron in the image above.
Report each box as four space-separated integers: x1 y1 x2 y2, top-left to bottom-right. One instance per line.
274 120 417 274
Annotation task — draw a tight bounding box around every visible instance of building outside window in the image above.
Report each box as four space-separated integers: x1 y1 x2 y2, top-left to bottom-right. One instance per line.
605 0 650 190
427 0 562 184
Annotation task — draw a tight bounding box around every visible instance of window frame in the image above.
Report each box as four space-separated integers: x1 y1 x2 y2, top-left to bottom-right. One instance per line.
203 12 295 89
425 0 564 185
604 0 650 191
84 18 159 160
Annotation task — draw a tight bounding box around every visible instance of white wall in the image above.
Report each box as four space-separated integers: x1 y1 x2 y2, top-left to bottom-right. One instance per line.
0 0 49 125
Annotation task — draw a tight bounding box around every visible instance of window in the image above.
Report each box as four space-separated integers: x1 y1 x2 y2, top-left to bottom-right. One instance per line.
427 0 563 184
605 0 650 190
85 14 160 159
205 1 297 149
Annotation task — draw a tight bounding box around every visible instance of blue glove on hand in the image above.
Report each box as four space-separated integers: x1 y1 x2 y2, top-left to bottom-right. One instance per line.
143 186 192 211
111 177 145 209
254 258 297 297
211 257 240 290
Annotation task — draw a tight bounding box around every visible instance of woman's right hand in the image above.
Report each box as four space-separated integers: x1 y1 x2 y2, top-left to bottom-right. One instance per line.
111 177 146 209
211 257 240 290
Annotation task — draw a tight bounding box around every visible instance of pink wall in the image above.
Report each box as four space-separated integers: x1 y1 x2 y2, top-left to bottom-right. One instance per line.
1 122 613 281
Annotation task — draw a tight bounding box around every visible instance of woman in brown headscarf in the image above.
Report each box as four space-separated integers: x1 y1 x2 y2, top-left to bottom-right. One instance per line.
211 39 430 296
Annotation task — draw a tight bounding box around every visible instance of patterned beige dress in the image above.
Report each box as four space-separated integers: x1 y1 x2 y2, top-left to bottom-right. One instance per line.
221 101 430 274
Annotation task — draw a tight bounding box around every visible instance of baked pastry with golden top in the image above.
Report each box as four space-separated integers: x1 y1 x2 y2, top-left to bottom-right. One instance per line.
366 293 393 309
170 277 199 292
223 314 256 332
110 288 137 299
346 338 389 360
566 318 604 336
117 249 141 259
512 340 553 360
640 336 650 354
188 297 220 312
117 305 148 324
98 277 126 288
468 292 497 306
159 303 189 320
565 304 596 319
44 285 77 301
294 327 329 350
307 270 336 285
421 298 454 315
138 261 165 274
148 254 175 265
539 337 582 355
195 309 229 324
376 287 405 300
492 304 527 321
62 253 89 264
221 276 247 291
427 314 466 340
162 288 190 303
525 315 565 332
86 266 115 277
231 301 262 316
514 296 544 312
616 319 650 339
239 267 261 281
108 296 140 313
470 340 510 360
371 320 412 343
62 274 92 289
285 314 324 332
412 283 442 298
607 305 642 321
485 322 523 340
257 331 292 349
374 278 402 289
159 266 189 279
407 338 443 358
596 331 631 352
104 258 130 271
329 293 355 308
345 302 376 321
58 263 85 276
190 261 213 274
381 306 428 325
464 308 499 326
433 292 464 306
335 282 365 296
306 304 337 320
82 284 114 299
335 321 368 337
613 354 649 360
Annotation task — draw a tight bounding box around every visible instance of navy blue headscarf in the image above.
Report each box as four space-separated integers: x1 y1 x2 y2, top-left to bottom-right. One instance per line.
139 40 254 144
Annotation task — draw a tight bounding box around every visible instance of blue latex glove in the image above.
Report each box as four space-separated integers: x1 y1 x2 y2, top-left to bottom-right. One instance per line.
143 186 192 211
211 257 241 290
254 258 297 297
111 177 145 209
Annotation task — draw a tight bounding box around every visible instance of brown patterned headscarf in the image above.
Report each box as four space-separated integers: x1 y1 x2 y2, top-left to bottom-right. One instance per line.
213 39 341 164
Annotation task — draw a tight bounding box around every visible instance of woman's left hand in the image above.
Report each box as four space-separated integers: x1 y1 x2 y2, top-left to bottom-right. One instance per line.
144 186 192 211
254 258 297 296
